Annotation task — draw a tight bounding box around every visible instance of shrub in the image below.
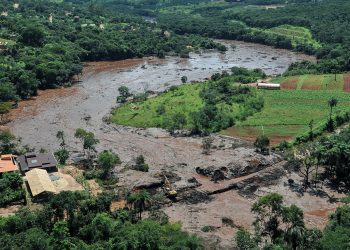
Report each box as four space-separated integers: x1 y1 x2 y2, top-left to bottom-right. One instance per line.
132 155 149 172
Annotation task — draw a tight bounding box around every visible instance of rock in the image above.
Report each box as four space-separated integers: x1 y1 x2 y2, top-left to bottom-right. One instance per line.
179 190 213 204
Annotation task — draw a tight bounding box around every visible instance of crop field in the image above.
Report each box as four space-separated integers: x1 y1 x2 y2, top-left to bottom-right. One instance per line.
272 74 345 91
266 25 321 49
222 89 350 144
344 74 350 92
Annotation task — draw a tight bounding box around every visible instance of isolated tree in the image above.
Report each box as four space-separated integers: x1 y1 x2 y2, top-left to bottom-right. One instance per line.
117 86 131 103
308 119 314 140
127 189 151 220
202 137 214 155
181 75 188 83
254 135 270 154
132 155 149 172
0 102 12 123
74 128 99 161
328 97 338 120
55 130 69 165
97 150 120 178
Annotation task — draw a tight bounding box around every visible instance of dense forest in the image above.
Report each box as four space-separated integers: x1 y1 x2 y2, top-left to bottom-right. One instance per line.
0 0 223 103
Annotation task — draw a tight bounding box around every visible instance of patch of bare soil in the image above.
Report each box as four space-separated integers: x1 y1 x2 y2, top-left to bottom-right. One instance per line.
87 179 102 196
54 170 84 192
0 205 21 217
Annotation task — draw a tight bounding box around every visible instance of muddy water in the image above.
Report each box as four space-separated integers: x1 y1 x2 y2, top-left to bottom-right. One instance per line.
9 40 314 153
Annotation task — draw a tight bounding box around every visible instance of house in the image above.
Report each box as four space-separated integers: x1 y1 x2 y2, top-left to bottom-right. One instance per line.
257 82 281 90
0 154 19 174
25 168 57 200
17 153 58 174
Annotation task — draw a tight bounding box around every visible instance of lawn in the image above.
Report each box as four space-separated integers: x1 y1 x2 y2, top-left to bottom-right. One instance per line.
222 89 350 144
0 38 15 46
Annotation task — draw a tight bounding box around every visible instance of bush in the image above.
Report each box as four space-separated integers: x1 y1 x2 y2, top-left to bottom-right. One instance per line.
156 104 166 115
0 172 25 207
54 148 69 165
132 155 149 172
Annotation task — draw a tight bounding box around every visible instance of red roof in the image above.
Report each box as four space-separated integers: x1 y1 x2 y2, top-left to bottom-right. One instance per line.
0 155 18 173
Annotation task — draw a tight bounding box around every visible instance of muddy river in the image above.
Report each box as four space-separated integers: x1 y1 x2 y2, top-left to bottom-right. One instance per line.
9 40 314 156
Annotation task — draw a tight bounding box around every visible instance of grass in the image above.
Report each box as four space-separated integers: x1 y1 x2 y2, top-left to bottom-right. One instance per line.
222 89 350 143
274 74 344 91
0 38 15 46
266 25 321 49
112 84 205 128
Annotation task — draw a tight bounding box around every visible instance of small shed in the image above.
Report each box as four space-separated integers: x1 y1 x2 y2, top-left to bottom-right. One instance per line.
25 169 57 200
257 82 281 90
0 154 18 174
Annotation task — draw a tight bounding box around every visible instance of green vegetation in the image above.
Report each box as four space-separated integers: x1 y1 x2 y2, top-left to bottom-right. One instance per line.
0 191 203 249
235 192 350 250
112 68 265 134
0 0 223 104
272 74 346 91
0 172 25 207
225 89 350 143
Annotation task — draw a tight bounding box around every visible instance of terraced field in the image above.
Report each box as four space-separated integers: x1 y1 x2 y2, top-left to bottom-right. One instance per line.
222 74 350 144
272 74 345 91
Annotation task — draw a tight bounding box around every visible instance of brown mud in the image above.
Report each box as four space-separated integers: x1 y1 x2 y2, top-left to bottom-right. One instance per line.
6 40 327 249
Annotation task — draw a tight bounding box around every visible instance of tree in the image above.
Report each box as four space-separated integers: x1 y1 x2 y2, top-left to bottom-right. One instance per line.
0 81 17 102
308 119 314 140
0 102 12 123
127 189 151 220
74 128 99 161
97 150 121 178
20 25 46 47
254 135 270 154
117 86 132 103
0 130 17 154
181 76 188 83
235 228 258 250
202 137 214 155
282 205 305 250
132 155 149 172
251 193 284 243
294 149 317 190
55 131 69 165
328 97 338 120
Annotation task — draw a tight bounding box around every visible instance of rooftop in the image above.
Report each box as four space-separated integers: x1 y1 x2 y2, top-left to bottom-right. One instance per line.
25 168 58 197
0 154 18 173
17 153 57 173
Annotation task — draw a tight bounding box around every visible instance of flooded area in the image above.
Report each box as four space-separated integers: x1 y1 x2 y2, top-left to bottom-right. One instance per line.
6 40 339 249
9 39 314 153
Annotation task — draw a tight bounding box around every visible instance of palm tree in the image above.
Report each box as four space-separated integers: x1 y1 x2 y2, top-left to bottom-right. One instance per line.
127 189 151 220
328 97 338 120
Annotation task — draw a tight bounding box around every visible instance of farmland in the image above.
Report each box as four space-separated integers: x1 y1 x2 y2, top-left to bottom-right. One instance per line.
112 73 350 144
222 82 350 144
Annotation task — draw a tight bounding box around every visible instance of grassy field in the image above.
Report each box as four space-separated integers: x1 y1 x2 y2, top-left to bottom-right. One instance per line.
265 25 321 49
271 74 345 91
0 38 15 46
222 86 350 144
113 73 350 144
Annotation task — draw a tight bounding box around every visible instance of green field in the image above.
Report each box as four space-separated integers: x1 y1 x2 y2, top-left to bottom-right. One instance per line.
272 74 345 91
0 38 15 46
111 82 250 129
222 89 350 144
265 25 321 49
113 73 350 144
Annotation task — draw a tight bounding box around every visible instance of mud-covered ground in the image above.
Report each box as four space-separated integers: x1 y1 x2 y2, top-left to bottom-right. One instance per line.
6 40 330 249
